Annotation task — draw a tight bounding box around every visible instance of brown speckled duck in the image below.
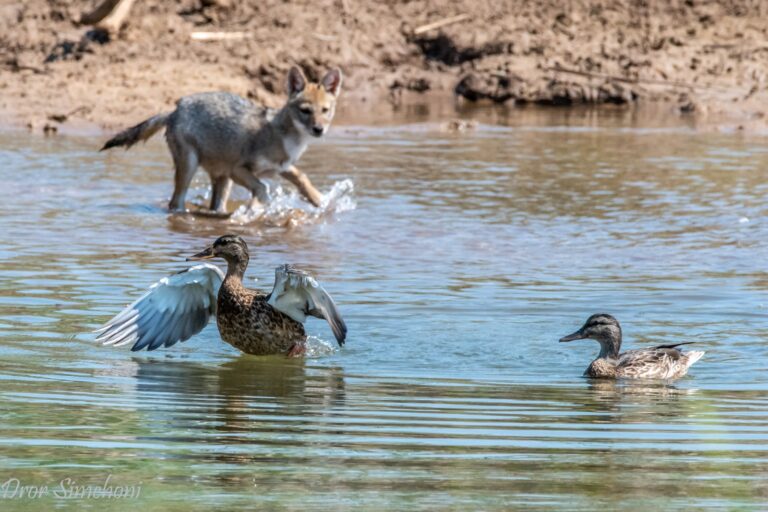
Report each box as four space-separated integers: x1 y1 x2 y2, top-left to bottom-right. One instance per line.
96 235 346 356
559 314 704 379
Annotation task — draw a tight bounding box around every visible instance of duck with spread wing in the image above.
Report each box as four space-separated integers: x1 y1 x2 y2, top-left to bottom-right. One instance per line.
95 235 346 356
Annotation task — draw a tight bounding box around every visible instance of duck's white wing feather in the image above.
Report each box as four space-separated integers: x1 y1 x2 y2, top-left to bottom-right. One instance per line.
267 264 347 346
95 263 224 352
618 343 704 379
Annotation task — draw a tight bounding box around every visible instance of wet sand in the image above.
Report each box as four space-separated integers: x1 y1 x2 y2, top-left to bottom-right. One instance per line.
2 1 768 134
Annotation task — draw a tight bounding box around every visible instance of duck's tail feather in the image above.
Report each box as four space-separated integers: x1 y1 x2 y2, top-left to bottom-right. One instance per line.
654 341 698 350
684 350 705 368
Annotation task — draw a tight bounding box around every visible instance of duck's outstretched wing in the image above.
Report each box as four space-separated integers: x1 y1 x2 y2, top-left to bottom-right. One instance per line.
95 263 225 352
267 264 347 346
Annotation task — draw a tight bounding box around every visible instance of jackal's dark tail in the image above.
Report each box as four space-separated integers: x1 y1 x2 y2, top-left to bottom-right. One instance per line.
100 113 170 151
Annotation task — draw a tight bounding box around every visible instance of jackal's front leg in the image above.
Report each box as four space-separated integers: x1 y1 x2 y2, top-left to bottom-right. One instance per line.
281 166 323 208
232 165 270 210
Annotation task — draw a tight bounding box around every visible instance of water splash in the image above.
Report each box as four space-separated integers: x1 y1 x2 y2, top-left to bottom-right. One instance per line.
304 336 337 358
228 179 356 227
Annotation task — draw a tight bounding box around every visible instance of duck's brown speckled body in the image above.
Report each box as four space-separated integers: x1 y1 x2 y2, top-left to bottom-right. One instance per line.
584 357 619 379
195 235 347 356
216 276 305 355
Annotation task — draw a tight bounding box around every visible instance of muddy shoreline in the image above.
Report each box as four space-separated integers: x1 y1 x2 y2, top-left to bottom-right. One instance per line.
2 1 767 135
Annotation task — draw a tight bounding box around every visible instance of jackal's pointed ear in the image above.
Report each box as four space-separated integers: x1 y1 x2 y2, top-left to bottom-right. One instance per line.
321 68 343 96
287 66 307 97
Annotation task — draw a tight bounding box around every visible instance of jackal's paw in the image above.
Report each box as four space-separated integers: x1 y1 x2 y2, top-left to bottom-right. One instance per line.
191 208 232 219
311 194 325 209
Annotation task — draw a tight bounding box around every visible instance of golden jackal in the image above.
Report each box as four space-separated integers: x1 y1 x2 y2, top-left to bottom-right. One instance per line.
101 66 342 213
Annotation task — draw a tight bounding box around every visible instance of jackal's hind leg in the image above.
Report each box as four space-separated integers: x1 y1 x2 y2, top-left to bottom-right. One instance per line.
281 166 323 207
168 147 199 211
210 176 233 213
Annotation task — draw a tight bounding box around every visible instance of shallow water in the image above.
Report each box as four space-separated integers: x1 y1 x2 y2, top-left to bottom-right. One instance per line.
1 108 768 510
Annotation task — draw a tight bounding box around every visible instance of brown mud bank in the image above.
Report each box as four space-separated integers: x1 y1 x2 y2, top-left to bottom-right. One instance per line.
1 0 768 134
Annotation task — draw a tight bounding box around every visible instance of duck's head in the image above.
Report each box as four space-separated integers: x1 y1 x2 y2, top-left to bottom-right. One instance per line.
188 235 249 265
560 313 622 357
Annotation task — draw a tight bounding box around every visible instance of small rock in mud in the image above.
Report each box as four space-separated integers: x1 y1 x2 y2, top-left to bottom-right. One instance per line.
412 33 510 66
390 77 431 93
678 93 697 113
45 30 109 63
441 119 478 133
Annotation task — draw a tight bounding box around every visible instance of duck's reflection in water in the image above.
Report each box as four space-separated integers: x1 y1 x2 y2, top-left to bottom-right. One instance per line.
130 357 346 453
581 378 702 421
587 378 698 399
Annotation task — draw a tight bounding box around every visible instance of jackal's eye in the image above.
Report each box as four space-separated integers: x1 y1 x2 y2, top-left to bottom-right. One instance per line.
299 106 312 115
321 107 329 114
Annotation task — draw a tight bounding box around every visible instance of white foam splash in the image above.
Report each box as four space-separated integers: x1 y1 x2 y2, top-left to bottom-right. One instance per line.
228 179 356 226
304 336 337 358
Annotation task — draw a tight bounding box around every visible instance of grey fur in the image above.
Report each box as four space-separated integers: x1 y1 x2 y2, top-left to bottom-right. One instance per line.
101 113 169 150
101 67 342 213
